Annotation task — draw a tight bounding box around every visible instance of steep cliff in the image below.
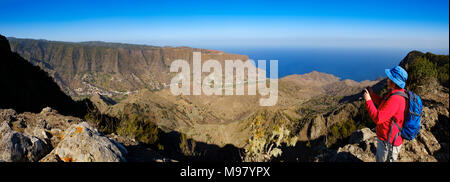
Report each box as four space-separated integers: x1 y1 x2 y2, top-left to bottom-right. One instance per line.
8 37 250 99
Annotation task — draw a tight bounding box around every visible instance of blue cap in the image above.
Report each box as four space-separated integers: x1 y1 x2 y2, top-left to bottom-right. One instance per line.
385 66 408 89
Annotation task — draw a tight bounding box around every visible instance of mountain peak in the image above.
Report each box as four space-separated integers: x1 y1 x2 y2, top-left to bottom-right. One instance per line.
399 50 425 69
284 71 341 84
304 71 340 80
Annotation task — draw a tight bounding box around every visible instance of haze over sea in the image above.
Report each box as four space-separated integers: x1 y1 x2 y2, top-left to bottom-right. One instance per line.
219 47 449 81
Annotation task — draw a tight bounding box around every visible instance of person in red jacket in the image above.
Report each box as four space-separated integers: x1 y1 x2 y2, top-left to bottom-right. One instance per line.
363 66 408 162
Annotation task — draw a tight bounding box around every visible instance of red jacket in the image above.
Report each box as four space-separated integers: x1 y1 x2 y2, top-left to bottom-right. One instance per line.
365 88 406 146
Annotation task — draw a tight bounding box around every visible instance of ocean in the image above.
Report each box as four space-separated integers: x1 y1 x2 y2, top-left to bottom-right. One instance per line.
217 47 432 82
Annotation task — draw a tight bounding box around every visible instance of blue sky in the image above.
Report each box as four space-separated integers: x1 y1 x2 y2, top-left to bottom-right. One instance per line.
0 0 448 52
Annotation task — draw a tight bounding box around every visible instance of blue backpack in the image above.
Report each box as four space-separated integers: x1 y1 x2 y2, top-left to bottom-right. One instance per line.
387 90 423 141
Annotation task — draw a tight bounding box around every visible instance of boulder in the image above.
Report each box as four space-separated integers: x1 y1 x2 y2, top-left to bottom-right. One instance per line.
0 122 51 162
41 122 127 162
328 128 378 162
348 128 376 144
40 107 57 115
333 143 375 162
22 118 51 142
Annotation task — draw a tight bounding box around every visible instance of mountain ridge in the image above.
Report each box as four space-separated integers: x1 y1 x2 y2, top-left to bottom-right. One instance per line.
8 37 250 99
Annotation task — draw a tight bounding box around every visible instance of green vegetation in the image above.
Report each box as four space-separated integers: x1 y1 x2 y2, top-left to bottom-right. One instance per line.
179 133 198 157
84 103 160 145
205 133 212 143
84 107 119 134
356 102 376 129
115 103 160 145
242 116 297 162
403 52 449 92
326 102 375 148
116 112 159 145
425 53 449 88
305 141 311 148
407 56 438 92
327 119 356 147
437 62 449 88
157 144 165 151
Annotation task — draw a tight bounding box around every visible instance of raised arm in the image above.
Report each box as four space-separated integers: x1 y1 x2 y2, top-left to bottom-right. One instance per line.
365 95 400 125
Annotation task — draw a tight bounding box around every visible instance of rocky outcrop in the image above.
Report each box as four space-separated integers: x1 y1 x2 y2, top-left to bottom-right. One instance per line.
315 128 377 162
0 108 129 162
41 122 127 162
0 122 51 162
1 107 83 147
397 131 438 162
348 128 377 144
308 115 326 140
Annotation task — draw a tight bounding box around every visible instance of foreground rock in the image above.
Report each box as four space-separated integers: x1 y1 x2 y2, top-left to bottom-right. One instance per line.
0 122 51 162
1 108 83 148
1 108 129 162
314 128 377 162
41 122 128 162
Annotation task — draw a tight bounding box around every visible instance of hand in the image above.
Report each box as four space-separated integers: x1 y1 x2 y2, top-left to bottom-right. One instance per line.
363 89 372 101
